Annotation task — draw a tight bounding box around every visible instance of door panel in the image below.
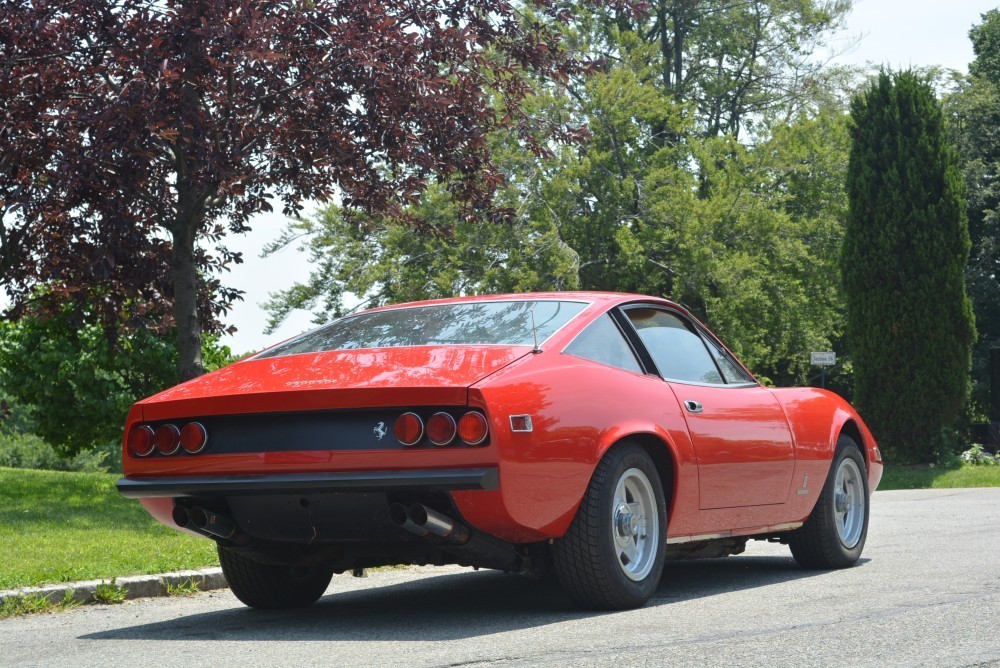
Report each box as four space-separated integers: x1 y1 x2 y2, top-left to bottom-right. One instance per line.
669 384 795 509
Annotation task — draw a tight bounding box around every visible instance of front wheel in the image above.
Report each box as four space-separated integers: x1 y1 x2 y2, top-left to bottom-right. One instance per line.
553 443 667 609
789 435 870 568
219 545 334 609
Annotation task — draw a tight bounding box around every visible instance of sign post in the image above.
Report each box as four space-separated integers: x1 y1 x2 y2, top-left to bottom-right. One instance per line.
810 352 836 389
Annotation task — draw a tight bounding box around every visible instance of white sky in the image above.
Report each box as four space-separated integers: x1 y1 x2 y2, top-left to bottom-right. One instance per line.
3 0 998 354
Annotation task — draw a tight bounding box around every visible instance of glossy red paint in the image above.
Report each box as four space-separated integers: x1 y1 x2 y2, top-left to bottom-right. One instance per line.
670 383 795 509
119 291 881 562
137 345 531 421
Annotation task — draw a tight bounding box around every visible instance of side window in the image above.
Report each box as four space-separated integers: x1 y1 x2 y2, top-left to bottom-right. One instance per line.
565 314 643 374
625 308 724 384
702 335 756 384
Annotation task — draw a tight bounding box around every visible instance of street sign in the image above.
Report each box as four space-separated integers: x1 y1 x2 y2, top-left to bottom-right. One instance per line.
810 352 836 366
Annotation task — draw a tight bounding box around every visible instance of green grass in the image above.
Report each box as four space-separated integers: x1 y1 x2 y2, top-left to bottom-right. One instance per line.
878 462 1000 490
0 467 218 590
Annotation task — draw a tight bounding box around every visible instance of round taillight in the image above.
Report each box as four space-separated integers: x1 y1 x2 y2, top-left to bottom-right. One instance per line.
426 412 457 446
395 412 424 447
128 425 156 458
154 424 181 455
180 422 208 454
457 412 489 446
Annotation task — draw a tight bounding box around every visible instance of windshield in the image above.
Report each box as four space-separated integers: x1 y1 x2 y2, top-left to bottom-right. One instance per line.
256 300 588 358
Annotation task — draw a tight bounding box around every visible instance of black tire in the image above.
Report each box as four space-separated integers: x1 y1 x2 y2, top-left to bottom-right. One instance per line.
789 435 870 569
553 442 667 610
218 545 334 609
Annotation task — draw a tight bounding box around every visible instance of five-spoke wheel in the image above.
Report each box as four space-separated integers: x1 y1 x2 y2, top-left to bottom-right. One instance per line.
612 468 660 582
553 442 667 609
789 435 870 568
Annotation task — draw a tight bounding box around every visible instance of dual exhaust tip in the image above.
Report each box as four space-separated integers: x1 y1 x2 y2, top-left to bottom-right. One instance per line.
172 505 239 540
389 502 471 545
390 502 518 571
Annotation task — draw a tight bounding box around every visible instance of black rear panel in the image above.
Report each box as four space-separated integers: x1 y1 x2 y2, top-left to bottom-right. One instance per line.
138 407 487 456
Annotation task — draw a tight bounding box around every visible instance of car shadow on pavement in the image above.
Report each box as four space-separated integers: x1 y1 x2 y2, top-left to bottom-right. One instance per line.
81 555 863 643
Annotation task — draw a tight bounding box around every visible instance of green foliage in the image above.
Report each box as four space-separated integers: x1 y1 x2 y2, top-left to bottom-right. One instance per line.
559 0 854 139
0 593 71 619
610 112 850 382
960 443 1000 466
0 308 235 456
0 432 65 471
0 432 111 473
262 117 584 329
877 460 1000 490
93 579 127 605
265 29 856 387
0 467 218 589
970 9 1000 84
843 71 976 463
944 12 1000 420
165 579 202 597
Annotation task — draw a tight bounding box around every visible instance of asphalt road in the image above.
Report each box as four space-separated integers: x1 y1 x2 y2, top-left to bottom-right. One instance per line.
2 488 998 667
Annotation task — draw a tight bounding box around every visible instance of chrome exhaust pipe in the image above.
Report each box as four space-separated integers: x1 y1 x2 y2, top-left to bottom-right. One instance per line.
189 507 239 540
174 506 251 545
391 503 518 571
408 503 471 544
172 505 192 529
389 503 431 537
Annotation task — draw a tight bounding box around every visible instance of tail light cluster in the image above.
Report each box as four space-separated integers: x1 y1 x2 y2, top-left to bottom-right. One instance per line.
128 422 208 458
395 410 489 448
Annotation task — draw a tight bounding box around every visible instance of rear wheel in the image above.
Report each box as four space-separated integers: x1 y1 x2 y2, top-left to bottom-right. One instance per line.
218 545 333 609
789 435 869 568
553 443 666 609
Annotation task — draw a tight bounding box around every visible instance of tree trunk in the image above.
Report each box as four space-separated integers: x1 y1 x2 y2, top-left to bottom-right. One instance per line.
171 221 203 382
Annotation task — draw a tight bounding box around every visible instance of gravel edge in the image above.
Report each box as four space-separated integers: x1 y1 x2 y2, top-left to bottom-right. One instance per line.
0 568 227 606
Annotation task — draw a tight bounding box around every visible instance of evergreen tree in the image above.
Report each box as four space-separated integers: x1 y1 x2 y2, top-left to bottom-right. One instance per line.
843 71 976 463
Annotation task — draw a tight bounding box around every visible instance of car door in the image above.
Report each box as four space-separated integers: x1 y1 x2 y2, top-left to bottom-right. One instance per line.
620 306 795 509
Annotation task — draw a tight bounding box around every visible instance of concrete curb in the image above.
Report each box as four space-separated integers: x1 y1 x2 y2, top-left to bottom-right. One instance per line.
0 568 227 606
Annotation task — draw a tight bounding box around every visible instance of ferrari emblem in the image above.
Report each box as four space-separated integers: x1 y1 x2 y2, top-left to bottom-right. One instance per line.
373 421 387 441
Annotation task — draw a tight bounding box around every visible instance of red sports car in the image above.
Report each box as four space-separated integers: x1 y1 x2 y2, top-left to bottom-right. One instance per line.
118 292 883 610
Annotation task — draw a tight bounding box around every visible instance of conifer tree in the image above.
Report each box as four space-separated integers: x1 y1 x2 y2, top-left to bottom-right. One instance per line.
843 71 976 463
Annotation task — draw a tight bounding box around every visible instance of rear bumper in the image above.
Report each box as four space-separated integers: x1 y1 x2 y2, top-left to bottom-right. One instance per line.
117 467 500 498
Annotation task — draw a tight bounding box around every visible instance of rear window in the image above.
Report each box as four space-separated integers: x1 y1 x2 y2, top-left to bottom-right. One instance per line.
256 300 588 358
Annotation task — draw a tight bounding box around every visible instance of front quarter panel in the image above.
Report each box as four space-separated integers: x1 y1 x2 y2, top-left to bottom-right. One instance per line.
769 387 883 521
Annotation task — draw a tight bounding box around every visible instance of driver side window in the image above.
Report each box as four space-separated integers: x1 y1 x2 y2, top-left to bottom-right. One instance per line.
625 309 724 384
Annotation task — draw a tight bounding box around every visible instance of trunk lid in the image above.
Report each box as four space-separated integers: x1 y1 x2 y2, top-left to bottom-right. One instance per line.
140 346 532 420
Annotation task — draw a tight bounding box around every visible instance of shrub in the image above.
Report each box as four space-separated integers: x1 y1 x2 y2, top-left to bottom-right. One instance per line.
961 443 1000 466
0 433 118 473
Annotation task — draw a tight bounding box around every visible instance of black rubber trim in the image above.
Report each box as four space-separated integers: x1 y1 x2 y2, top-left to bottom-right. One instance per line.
116 467 500 498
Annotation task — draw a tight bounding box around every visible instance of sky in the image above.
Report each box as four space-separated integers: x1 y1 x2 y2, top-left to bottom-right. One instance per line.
5 0 999 354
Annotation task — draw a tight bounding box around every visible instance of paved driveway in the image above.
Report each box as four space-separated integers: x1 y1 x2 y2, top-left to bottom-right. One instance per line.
1 488 998 667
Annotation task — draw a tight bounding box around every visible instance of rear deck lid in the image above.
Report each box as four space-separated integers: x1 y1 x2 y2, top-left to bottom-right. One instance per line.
140 346 532 420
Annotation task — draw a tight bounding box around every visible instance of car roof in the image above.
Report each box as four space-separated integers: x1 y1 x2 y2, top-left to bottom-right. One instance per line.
361 291 685 314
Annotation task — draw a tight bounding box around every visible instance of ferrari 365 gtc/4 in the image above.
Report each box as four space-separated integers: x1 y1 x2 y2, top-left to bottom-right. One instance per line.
118 292 882 610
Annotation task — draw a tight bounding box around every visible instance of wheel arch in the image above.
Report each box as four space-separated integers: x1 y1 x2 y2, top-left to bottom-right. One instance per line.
837 418 867 469
602 431 678 523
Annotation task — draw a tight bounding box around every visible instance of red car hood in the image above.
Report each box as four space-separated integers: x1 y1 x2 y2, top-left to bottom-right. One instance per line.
139 346 532 420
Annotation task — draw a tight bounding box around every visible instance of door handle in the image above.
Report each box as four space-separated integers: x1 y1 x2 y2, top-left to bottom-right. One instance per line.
684 400 703 414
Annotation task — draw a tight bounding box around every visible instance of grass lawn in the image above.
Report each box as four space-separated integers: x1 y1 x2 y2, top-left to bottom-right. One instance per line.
878 462 1000 490
0 467 218 590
